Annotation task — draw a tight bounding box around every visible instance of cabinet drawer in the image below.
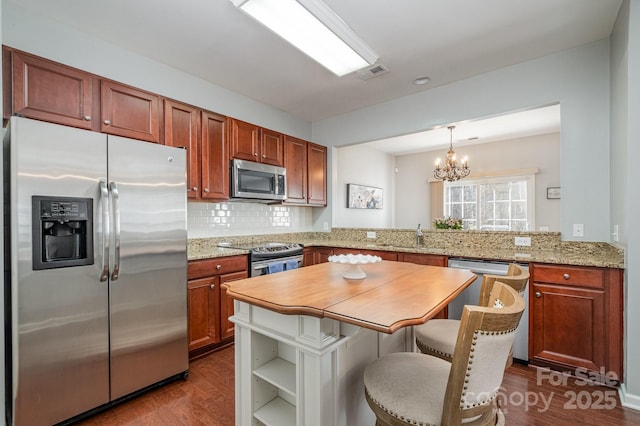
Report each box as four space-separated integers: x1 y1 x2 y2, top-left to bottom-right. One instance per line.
532 264 604 289
398 253 447 267
360 249 397 261
189 255 248 279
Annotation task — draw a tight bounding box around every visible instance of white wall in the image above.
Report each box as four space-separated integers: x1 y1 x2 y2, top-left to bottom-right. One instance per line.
1 0 6 419
394 133 561 230
334 144 394 228
313 40 611 242
625 0 640 407
612 0 640 410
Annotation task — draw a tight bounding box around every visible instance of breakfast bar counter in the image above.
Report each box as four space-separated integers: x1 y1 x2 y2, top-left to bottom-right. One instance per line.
223 261 476 426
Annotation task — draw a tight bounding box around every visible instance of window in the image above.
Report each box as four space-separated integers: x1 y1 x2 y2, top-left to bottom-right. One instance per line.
443 175 535 231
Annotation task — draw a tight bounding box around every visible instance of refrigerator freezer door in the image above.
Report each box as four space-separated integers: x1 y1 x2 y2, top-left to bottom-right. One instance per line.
8 117 110 425
107 136 188 400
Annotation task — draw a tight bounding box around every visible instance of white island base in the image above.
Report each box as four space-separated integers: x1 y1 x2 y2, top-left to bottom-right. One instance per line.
231 300 411 426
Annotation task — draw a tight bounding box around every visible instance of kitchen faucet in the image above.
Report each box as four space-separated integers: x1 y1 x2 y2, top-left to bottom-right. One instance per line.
416 224 423 245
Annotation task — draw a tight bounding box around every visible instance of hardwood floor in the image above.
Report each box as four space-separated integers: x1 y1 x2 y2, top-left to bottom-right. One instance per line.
77 346 640 425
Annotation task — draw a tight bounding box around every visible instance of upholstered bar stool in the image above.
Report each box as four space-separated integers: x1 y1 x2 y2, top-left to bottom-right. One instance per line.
364 281 526 426
415 263 529 362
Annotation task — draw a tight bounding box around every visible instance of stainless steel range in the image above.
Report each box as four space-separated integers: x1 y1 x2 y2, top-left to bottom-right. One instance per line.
220 242 304 277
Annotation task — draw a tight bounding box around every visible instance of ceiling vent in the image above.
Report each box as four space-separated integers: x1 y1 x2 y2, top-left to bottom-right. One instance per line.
357 64 389 80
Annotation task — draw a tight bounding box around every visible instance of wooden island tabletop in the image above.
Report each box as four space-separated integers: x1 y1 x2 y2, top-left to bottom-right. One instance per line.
222 261 476 333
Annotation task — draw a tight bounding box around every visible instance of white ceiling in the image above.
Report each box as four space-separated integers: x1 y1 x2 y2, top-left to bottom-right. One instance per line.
7 0 620 152
364 103 561 155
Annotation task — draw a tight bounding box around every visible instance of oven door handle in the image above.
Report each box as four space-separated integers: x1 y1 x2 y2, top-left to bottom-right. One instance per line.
253 263 271 272
251 256 303 275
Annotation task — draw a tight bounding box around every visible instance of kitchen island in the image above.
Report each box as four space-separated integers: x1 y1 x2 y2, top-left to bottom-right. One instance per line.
223 260 476 426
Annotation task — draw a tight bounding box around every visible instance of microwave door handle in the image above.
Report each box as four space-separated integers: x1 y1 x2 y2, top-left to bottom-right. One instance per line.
109 182 121 281
99 180 110 282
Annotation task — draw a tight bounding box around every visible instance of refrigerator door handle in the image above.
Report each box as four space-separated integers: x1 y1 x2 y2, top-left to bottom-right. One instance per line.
99 180 110 282
110 181 121 281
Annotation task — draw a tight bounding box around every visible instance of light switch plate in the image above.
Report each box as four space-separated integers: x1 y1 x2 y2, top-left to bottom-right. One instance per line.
514 237 531 246
366 231 376 239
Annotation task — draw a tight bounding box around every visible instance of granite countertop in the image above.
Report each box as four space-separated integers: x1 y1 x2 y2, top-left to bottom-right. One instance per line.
188 231 625 269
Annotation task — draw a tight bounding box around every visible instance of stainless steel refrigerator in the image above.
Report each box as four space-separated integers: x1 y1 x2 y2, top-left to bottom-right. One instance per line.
3 117 188 425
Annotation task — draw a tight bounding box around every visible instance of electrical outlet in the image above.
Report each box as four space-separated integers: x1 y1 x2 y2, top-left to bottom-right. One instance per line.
613 224 619 242
323 221 329 231
514 237 531 247
366 231 376 239
573 224 584 237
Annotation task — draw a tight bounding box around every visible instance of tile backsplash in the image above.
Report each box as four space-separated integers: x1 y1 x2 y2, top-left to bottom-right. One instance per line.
187 201 313 238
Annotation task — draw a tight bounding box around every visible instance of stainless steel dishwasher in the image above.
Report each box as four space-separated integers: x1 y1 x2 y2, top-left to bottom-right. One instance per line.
447 258 529 362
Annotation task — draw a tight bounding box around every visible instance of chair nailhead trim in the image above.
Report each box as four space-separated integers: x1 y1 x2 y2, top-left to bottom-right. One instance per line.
365 388 436 426
417 343 454 361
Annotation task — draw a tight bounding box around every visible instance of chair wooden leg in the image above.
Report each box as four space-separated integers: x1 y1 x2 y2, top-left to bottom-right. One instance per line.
504 347 514 369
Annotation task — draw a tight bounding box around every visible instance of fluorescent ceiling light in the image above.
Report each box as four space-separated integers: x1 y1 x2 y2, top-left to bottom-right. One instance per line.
231 0 378 76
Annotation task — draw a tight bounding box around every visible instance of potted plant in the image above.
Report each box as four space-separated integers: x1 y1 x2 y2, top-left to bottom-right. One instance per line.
432 217 463 230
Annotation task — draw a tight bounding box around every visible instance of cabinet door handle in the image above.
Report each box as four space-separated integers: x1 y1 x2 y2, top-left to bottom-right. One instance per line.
192 186 198 191
563 273 570 280
84 115 92 121
104 119 111 125
535 292 542 298
262 154 266 158
216 265 222 270
254 152 258 156
210 284 215 289
204 188 209 193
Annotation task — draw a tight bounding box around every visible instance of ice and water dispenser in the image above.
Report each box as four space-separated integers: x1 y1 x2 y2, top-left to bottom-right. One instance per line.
32 196 94 270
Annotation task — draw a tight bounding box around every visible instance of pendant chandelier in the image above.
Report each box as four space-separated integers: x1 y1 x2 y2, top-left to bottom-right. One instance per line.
433 125 470 182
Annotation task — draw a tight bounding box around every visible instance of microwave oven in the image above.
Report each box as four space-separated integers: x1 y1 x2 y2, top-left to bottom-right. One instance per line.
230 159 287 201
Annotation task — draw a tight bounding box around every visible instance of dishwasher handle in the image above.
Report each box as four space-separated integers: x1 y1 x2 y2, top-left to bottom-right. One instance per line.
448 259 511 276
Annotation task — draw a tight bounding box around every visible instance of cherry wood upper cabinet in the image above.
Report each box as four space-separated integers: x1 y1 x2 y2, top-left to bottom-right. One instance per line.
283 135 308 204
101 80 160 143
164 99 200 198
163 99 229 201
308 142 327 206
5 48 95 129
229 118 260 162
284 137 327 206
260 127 284 166
229 118 284 167
201 111 229 201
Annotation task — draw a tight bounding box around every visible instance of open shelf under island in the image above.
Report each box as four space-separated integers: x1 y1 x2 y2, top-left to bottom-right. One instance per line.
223 261 476 426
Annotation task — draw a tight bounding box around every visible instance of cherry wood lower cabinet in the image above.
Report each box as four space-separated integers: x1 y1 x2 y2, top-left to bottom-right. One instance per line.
529 263 623 381
304 247 397 265
397 252 447 267
398 252 448 318
304 247 448 266
187 255 248 359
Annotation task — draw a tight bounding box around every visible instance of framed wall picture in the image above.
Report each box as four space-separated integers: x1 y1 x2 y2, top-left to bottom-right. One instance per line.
547 187 561 199
347 183 383 209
